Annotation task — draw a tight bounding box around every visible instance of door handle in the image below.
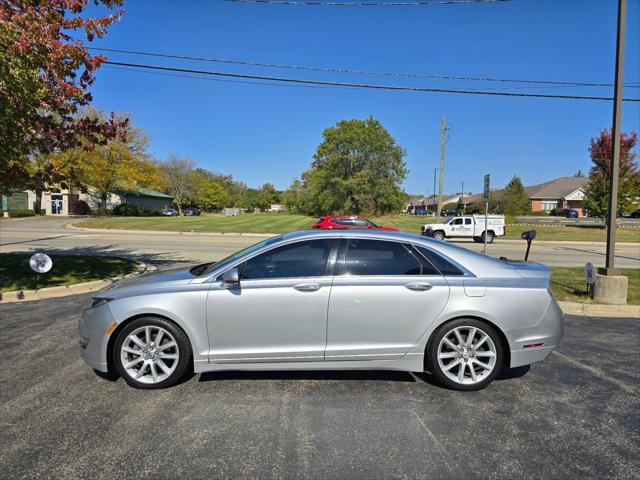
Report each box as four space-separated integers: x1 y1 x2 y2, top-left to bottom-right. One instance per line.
405 282 433 291
294 283 321 292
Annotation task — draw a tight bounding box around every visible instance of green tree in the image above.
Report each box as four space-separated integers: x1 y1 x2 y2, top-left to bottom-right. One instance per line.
501 175 530 215
66 112 159 214
161 155 197 215
584 130 639 217
197 181 229 212
575 169 585 177
292 117 407 215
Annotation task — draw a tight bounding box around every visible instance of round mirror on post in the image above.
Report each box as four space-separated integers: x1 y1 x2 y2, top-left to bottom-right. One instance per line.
29 253 53 289
29 253 53 274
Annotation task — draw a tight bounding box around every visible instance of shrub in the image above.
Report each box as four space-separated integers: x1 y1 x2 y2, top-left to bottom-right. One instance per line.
9 210 36 218
73 200 91 215
139 208 162 217
113 203 139 216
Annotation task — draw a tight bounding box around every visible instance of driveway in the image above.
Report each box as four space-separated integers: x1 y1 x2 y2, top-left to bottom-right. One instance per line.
1 292 638 479
1 217 639 267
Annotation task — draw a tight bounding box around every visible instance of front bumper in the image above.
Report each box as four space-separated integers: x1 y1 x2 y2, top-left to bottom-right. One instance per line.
78 303 118 373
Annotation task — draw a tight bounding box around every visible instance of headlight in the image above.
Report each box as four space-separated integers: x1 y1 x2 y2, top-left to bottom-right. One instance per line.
85 297 113 310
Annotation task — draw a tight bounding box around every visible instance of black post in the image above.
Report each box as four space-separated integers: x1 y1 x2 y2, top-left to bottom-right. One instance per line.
601 0 627 277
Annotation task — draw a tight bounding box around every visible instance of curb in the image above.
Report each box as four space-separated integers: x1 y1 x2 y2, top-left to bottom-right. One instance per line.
65 222 275 238
0 262 157 304
558 301 639 318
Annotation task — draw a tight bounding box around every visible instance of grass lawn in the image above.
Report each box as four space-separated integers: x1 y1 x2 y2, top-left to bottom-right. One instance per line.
0 254 139 292
77 213 640 243
550 267 639 305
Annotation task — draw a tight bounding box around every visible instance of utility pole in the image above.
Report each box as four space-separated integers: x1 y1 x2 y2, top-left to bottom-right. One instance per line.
432 168 438 212
602 0 627 276
461 180 465 213
437 117 448 218
593 0 628 305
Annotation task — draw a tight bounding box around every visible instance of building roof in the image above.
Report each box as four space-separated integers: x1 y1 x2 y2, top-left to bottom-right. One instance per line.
526 176 588 199
120 188 173 199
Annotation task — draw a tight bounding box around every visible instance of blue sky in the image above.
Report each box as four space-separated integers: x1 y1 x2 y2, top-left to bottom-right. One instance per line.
86 0 640 195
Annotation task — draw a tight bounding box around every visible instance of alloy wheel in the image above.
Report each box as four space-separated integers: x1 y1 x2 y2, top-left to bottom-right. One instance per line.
436 326 497 385
119 326 180 385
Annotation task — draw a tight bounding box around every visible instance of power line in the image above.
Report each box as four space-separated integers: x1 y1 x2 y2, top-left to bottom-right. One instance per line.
103 65 351 90
218 0 511 5
103 60 640 101
91 47 639 88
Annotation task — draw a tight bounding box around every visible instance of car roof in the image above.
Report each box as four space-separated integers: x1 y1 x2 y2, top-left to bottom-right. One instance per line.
274 229 514 278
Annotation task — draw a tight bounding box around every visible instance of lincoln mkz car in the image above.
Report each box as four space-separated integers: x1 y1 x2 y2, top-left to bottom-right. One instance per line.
79 230 563 391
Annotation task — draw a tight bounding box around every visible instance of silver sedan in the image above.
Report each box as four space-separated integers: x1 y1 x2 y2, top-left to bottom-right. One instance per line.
78 230 563 391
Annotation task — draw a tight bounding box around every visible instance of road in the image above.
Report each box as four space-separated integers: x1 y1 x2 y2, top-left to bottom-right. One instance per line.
1 217 639 267
0 292 638 479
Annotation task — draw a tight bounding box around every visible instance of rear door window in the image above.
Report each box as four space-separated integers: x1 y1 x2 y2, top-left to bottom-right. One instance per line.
343 239 430 276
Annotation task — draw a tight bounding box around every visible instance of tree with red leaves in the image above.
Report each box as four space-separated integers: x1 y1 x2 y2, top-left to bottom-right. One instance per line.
583 129 639 217
0 0 125 195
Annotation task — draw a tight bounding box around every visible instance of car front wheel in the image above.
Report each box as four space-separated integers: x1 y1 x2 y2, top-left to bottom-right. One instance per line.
114 316 192 389
427 319 504 391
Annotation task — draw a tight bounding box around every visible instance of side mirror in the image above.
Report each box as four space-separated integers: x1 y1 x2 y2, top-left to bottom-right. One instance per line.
222 267 240 284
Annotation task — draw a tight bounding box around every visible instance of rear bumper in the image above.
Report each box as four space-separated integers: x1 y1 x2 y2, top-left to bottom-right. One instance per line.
508 296 564 368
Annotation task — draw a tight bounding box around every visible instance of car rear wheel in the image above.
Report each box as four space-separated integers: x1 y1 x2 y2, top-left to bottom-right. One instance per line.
427 319 503 391
473 236 482 243
432 231 445 241
114 316 192 389
481 231 494 243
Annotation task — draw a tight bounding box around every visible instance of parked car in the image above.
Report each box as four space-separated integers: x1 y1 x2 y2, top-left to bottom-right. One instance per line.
549 208 563 216
563 209 579 218
422 214 506 243
442 208 459 217
184 207 201 216
414 208 432 216
79 230 563 391
162 208 179 217
312 215 400 231
629 209 640 219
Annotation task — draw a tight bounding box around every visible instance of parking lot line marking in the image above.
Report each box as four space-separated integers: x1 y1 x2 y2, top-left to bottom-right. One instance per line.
551 351 634 393
410 409 455 474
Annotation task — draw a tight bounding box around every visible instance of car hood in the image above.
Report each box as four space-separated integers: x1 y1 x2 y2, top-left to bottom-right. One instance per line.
103 266 196 293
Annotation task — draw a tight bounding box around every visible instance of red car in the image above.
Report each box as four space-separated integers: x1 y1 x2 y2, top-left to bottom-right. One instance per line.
312 216 400 231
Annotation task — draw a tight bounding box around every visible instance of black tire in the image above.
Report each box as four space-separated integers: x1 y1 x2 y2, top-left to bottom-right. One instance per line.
481 231 494 244
433 230 445 241
473 236 482 243
113 316 192 389
426 318 504 391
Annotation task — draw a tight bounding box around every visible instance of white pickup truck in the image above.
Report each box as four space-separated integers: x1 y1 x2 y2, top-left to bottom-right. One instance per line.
421 214 506 243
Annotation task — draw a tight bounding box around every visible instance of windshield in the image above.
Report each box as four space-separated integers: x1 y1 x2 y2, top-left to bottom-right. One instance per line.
445 218 455 225
194 236 283 276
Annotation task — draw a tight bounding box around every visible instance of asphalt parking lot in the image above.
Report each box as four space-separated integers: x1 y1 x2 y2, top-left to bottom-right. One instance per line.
1 294 639 479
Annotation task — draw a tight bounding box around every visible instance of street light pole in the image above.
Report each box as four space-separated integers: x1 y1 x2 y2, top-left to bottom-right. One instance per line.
602 0 627 277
